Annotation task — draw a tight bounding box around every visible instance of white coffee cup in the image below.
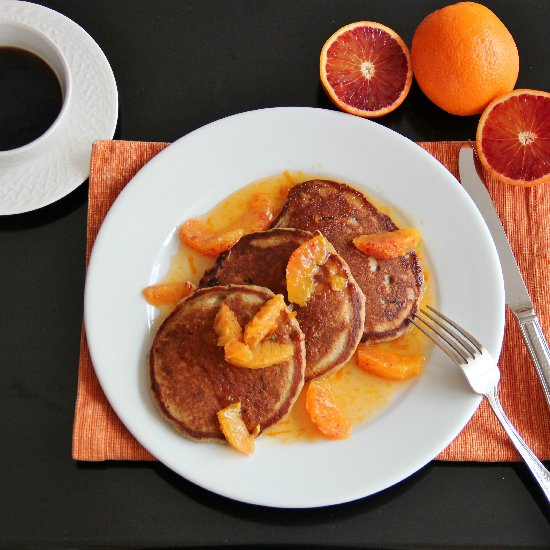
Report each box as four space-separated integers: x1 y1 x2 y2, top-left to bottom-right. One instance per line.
0 20 72 166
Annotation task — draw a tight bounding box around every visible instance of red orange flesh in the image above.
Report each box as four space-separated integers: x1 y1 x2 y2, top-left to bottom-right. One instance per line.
476 89 550 187
320 21 412 118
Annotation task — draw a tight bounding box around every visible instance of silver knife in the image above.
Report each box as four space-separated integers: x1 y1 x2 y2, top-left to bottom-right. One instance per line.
458 144 550 410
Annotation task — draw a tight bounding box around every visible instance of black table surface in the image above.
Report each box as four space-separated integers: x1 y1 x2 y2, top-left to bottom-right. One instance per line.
1 1 549 548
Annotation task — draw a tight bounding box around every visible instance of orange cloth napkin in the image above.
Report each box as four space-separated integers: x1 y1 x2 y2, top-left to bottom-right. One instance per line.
72 140 550 462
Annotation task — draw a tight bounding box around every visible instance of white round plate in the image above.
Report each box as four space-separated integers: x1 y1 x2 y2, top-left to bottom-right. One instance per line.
0 0 118 215
85 107 505 508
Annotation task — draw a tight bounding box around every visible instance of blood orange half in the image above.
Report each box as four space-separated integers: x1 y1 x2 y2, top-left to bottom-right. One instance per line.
476 89 550 187
320 21 412 118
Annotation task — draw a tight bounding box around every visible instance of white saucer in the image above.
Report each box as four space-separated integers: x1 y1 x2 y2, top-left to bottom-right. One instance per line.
0 0 118 215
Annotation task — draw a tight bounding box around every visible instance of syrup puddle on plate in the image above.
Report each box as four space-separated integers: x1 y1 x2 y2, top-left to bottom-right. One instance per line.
149 170 435 443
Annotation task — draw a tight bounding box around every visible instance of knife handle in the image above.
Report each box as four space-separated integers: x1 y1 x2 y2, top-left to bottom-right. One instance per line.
514 308 550 410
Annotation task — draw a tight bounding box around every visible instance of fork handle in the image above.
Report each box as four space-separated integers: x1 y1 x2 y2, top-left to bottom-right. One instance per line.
485 387 550 502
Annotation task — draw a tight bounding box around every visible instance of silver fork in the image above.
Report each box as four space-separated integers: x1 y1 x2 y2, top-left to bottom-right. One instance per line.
410 306 550 502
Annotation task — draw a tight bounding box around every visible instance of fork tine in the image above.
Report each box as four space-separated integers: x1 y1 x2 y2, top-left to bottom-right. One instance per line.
419 309 477 360
408 316 465 366
426 306 483 352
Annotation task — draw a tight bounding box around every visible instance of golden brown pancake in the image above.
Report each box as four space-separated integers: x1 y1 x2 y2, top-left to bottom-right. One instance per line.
149 285 305 442
200 228 365 381
272 180 423 343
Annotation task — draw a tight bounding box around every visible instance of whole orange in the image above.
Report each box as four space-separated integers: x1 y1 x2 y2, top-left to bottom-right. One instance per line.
411 2 519 116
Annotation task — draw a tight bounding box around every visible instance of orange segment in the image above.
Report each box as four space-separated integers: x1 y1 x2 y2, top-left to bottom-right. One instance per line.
179 219 244 256
215 297 294 369
240 193 275 233
244 294 287 348
476 89 550 187
245 342 294 369
320 21 412 118
305 378 352 440
286 234 331 306
214 303 243 346
178 193 274 256
356 344 424 380
142 281 196 306
217 402 255 455
224 339 254 367
353 228 421 259
224 340 294 369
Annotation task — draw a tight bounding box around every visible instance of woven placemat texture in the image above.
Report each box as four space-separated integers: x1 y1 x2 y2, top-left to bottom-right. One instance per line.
72 139 550 462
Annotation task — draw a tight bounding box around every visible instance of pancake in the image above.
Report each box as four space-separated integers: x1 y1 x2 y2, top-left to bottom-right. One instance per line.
149 285 305 442
200 228 365 381
272 180 423 343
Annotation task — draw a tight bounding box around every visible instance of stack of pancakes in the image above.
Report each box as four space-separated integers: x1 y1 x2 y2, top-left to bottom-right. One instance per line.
150 180 424 443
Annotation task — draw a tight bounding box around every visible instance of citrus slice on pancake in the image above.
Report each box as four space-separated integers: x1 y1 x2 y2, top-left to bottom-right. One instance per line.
320 21 412 118
476 89 550 187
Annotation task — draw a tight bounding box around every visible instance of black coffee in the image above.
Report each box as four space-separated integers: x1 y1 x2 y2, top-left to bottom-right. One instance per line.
0 47 63 151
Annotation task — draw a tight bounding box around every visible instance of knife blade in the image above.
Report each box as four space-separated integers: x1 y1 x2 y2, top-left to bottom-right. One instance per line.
458 144 550 409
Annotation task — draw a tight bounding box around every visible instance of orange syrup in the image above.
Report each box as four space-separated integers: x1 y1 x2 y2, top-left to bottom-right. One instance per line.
154 171 435 442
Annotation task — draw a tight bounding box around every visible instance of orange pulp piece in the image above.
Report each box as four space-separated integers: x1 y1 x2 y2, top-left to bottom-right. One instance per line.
217 402 255 455
353 228 420 259
476 89 550 187
240 193 276 233
356 344 424 380
286 234 331 306
178 192 274 256
215 298 294 369
142 281 196 306
305 378 352 440
327 261 348 291
320 21 412 118
244 294 287 348
223 339 254 367
179 219 244 256
224 340 294 369
214 303 243 346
